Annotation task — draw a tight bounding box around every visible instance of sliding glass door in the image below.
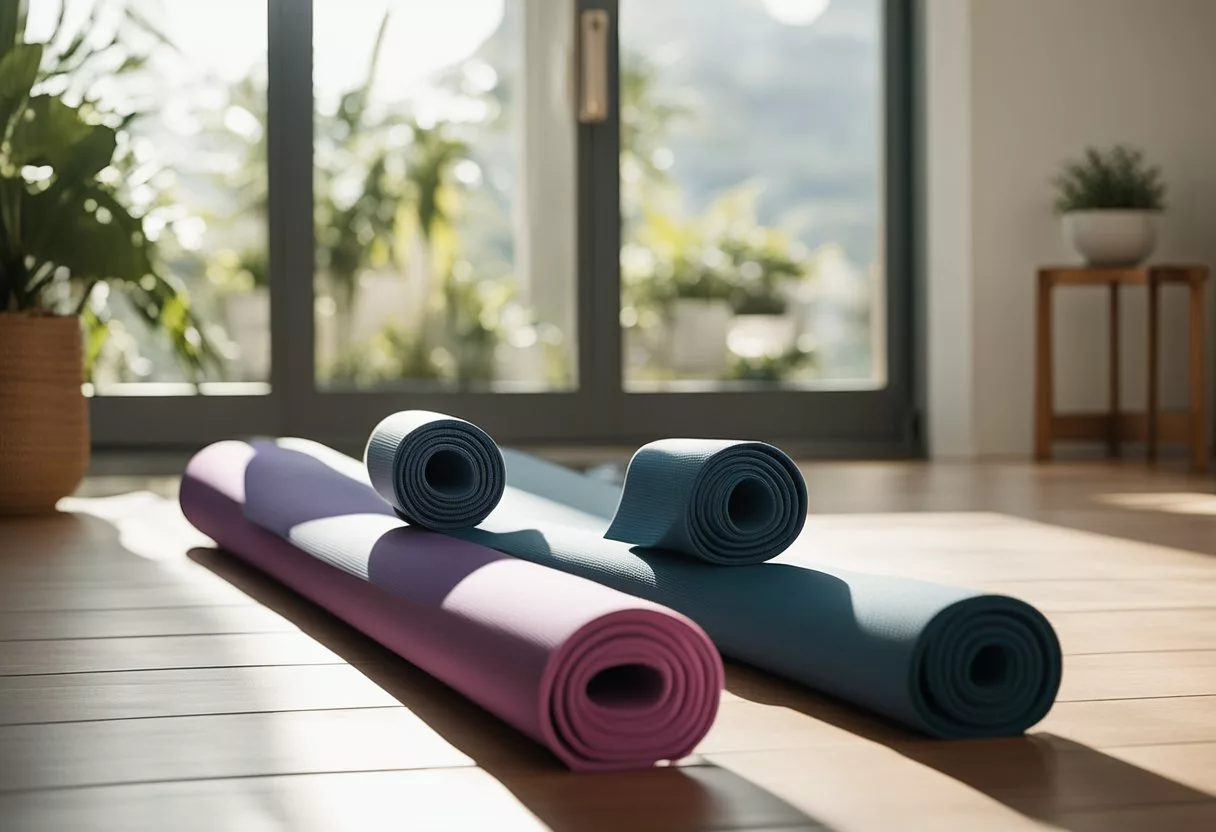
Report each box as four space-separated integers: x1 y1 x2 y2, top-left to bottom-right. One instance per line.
591 0 913 450
85 0 913 453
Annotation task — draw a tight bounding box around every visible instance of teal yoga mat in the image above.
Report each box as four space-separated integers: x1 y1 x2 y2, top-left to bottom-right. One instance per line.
465 450 1062 738
605 439 806 565
365 416 806 565
361 417 1062 738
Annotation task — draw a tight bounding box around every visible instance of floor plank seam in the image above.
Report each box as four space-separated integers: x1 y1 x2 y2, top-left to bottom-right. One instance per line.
0 704 408 728
981 577 1216 583
0 630 299 643
1065 648 1216 656
1081 738 1216 750
0 760 797 800
1050 606 1216 615
0 603 260 614
1061 649 1216 657
1052 692 1216 704
0 660 361 678
0 764 493 797
1057 796 1216 816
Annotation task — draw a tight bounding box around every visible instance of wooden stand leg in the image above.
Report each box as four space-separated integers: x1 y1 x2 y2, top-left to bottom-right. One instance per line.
1189 276 1208 472
1035 272 1054 461
1108 283 1121 457
1147 275 1160 463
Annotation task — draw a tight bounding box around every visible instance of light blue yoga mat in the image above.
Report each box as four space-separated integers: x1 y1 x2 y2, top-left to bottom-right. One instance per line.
358 417 1062 738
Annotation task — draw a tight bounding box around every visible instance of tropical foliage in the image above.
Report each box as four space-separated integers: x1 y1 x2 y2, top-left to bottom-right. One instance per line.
622 187 811 316
617 48 818 383
0 0 216 381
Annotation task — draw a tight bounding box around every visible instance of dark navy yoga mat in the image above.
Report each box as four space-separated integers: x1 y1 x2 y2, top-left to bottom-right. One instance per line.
364 417 807 565
364 410 505 530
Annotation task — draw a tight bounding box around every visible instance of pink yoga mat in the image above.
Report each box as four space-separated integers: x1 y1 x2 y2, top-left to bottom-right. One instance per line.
180 440 722 770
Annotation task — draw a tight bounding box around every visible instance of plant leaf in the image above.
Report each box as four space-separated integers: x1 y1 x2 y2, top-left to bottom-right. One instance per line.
10 94 95 167
55 121 117 182
0 41 40 135
0 0 28 64
1052 144 1166 212
0 41 40 99
22 184 150 282
80 299 112 382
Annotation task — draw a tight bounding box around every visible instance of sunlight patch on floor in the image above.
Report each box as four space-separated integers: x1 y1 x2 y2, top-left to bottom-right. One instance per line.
1093 492 1216 516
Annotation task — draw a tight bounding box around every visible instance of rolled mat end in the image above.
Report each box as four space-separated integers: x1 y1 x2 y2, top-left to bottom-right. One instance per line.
544 608 723 769
185 438 722 771
913 595 1062 738
365 410 506 531
605 438 808 565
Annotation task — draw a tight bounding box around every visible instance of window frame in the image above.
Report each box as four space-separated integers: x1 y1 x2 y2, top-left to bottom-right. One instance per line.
90 0 917 457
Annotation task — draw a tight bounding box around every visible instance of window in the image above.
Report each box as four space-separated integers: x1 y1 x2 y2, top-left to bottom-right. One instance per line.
74 0 911 452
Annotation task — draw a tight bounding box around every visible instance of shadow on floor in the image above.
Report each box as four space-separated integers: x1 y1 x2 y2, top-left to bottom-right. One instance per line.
723 661 1214 830
188 547 832 832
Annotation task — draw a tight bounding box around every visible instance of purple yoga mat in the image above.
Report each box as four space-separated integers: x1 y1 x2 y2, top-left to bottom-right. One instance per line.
180 440 722 770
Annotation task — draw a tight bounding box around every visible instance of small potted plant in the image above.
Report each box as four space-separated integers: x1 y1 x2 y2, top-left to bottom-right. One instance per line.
0 19 213 514
1053 145 1166 266
723 233 809 365
649 251 730 376
621 212 736 378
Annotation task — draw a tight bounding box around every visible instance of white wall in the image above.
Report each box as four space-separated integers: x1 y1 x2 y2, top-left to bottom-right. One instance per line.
922 0 975 457
926 0 1216 457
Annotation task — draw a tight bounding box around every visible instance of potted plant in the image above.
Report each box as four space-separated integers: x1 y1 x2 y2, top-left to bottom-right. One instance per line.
1053 145 1166 266
664 251 735 376
0 20 213 514
726 342 816 383
723 233 809 366
621 210 735 377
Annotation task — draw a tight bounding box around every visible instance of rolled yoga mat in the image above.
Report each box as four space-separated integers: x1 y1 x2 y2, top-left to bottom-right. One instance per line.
456 448 1063 739
180 439 722 771
604 439 806 565
364 414 806 564
361 417 1058 738
364 410 505 530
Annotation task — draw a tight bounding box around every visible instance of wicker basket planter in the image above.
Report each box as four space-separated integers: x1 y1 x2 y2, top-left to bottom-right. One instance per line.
0 313 89 514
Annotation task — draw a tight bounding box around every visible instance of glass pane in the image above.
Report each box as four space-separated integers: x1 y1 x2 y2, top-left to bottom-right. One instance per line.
25 1 270 395
620 0 884 391
313 0 577 392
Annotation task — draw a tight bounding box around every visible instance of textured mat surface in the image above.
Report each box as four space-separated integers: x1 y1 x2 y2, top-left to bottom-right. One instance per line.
603 439 807 565
364 412 806 564
364 411 504 530
470 448 1063 738
181 440 721 770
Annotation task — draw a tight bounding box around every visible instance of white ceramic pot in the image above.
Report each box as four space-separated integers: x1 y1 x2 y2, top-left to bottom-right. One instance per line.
668 298 731 375
727 314 796 359
1063 210 1158 267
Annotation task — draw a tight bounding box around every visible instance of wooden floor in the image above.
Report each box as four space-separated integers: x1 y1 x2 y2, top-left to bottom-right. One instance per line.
2 459 1216 831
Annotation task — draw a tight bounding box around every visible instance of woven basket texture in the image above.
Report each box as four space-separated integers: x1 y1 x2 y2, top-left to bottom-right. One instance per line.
0 313 88 515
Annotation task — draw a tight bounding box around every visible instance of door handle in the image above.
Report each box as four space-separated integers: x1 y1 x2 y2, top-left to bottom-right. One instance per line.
578 9 610 123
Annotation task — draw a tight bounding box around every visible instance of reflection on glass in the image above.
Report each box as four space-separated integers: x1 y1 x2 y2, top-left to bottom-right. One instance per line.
313 0 576 392
621 0 884 390
26 0 270 393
